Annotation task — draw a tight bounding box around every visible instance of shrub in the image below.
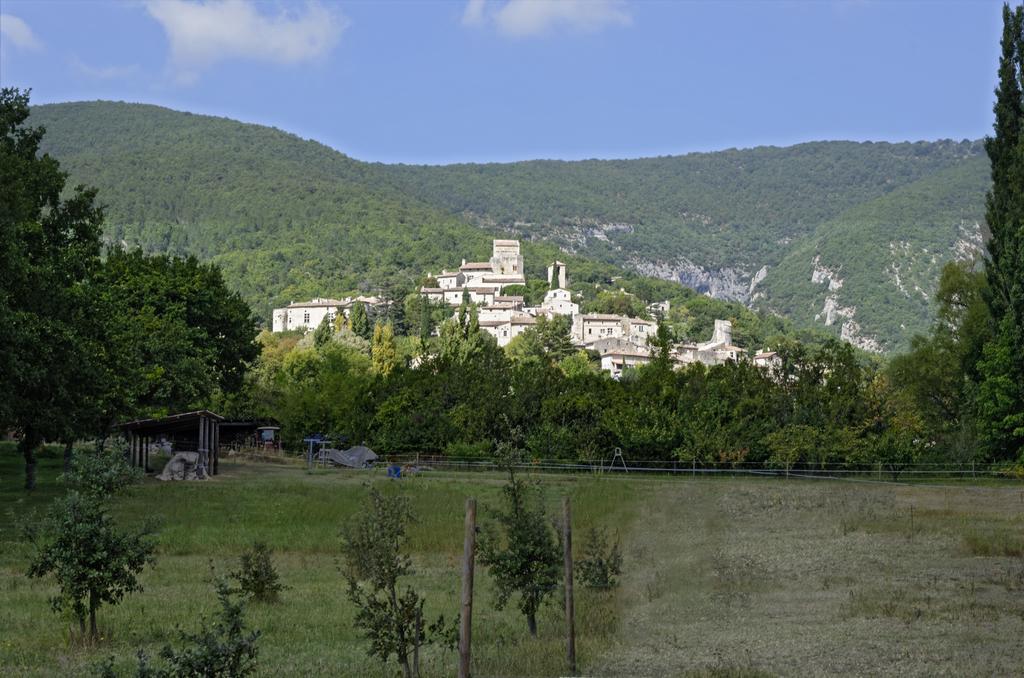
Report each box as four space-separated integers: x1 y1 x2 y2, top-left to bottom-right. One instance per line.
576 527 623 590
231 542 286 603
341 487 453 678
478 451 562 637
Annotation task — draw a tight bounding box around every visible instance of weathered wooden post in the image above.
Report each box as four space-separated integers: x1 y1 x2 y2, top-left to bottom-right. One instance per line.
458 498 476 678
563 496 576 675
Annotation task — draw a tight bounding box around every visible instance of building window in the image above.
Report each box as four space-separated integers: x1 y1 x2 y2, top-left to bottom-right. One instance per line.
588 328 592 335
303 311 310 324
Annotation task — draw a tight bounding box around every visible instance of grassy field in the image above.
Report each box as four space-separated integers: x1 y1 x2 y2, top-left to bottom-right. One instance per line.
2 445 1023 677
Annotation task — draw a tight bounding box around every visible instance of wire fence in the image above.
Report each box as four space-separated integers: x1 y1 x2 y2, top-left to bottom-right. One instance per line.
384 453 1024 483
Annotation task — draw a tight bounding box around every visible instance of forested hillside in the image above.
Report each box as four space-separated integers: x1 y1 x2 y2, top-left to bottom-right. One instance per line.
29 102 619 318
30 101 988 350
377 142 988 350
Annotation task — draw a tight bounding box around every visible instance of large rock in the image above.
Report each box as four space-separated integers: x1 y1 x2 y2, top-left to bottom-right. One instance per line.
157 451 201 481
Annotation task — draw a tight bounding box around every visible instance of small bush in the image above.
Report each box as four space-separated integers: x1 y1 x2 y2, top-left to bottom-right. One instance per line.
231 542 286 603
576 527 623 590
95 579 259 677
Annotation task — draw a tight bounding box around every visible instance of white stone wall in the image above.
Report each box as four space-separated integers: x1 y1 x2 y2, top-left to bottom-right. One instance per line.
542 289 578 316
271 305 338 333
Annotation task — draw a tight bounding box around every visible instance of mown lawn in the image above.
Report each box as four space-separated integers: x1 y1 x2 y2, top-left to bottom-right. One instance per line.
2 445 1023 677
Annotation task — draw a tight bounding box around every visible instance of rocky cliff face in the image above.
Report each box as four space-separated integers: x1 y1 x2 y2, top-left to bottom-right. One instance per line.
631 258 759 302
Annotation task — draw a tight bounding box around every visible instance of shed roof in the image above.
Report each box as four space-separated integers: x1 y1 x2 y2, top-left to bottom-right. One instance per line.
118 410 224 434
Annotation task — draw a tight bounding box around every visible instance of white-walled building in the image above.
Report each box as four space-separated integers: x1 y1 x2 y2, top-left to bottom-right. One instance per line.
600 346 652 379
572 314 655 347
423 240 527 305
541 288 579 316
272 298 343 333
271 296 385 333
672 320 746 366
479 313 537 347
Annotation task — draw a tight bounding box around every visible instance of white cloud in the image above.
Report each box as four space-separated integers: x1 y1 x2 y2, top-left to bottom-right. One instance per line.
463 0 632 38
1 14 42 51
144 0 347 84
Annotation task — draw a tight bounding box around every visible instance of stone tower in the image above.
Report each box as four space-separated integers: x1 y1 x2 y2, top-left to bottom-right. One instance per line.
546 260 568 289
490 239 523 275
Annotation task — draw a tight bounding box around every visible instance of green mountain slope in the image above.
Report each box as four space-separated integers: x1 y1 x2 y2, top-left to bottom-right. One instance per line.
29 101 988 350
29 101 619 318
758 158 989 350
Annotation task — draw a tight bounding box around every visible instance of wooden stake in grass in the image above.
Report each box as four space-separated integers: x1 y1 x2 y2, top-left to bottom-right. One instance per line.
459 498 476 678
563 496 576 675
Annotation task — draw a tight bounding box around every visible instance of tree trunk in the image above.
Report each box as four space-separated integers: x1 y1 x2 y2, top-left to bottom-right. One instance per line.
19 431 40 491
389 584 412 678
412 606 422 678
527 611 537 637
63 441 74 474
89 590 98 639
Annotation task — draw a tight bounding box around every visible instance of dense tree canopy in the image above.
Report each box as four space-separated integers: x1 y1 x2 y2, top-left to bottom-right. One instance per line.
3 89 259 488
28 100 989 349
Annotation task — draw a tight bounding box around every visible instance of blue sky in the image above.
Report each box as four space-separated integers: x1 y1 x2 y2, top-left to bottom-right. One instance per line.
0 1 1007 164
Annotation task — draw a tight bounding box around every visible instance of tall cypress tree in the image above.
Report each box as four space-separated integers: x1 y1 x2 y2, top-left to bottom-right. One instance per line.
977 4 1024 461
985 3 1024 321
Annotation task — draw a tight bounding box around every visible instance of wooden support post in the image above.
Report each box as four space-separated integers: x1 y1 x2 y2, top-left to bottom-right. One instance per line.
143 436 149 473
197 416 208 479
458 498 476 678
212 423 219 475
563 496 576 675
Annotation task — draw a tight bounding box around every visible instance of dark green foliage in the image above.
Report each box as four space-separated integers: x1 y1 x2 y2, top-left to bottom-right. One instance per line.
341 488 449 678
95 247 259 417
313 315 333 349
24 448 155 639
137 579 261 677
478 455 562 637
64 444 143 500
27 101 989 349
976 3 1024 461
576 527 623 590
349 302 371 339
1 88 105 489
230 542 286 604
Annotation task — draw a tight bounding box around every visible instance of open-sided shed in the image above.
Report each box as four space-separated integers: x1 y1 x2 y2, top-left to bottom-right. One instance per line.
119 410 224 476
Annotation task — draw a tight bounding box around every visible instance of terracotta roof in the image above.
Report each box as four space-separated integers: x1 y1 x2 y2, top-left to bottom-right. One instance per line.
420 287 443 293
754 351 778 359
466 287 496 294
581 314 624 321
511 315 537 325
436 271 460 278
460 262 493 270
493 239 519 247
478 320 507 327
495 295 523 303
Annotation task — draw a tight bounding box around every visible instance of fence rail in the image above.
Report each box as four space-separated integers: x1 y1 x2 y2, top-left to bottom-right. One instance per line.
382 454 1023 483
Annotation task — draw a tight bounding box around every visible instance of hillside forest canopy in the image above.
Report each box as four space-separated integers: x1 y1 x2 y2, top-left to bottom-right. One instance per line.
27 98 989 352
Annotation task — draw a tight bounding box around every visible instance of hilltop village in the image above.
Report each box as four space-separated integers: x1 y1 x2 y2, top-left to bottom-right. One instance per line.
273 239 778 378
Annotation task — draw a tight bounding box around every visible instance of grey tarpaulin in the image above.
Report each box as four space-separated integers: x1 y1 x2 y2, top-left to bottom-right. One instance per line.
326 445 378 468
